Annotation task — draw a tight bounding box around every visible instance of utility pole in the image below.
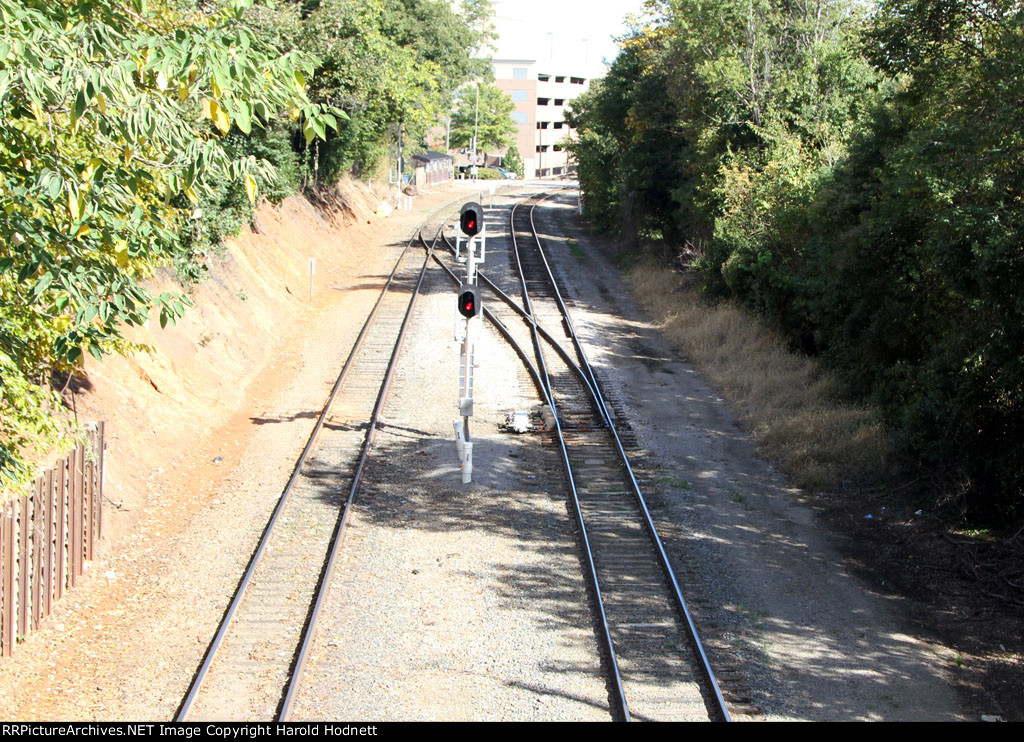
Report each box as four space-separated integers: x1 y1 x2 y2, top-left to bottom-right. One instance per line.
472 84 479 164
397 121 404 186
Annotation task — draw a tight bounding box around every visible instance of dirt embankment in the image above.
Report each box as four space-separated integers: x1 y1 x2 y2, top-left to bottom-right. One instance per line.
72 179 385 552
0 178 487 720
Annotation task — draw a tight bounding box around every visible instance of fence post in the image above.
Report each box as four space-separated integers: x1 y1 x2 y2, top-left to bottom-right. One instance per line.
70 446 82 587
18 494 28 639
32 479 43 630
84 444 93 563
1 505 12 656
44 469 54 619
55 458 66 602
97 422 104 540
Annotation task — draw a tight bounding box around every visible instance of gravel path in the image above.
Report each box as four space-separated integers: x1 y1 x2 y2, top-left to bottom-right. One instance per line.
289 195 613 721
532 188 966 721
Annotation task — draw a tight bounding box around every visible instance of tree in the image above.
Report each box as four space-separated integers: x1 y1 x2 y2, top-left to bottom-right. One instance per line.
296 0 495 181
449 82 515 163
802 0 1024 522
0 0 338 492
503 143 524 177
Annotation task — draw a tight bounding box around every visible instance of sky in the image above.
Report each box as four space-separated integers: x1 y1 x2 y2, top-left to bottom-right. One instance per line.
489 0 649 74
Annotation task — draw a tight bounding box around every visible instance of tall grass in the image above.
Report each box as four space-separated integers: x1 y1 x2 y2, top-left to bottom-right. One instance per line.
625 260 890 490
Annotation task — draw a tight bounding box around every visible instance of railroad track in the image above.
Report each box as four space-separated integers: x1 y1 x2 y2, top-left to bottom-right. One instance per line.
177 186 732 721
432 190 597 413
175 207 453 722
434 189 732 722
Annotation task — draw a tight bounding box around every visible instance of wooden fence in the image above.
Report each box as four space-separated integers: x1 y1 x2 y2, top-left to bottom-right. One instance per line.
1 423 105 658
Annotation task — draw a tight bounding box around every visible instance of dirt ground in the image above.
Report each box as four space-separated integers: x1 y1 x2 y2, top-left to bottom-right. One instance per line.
0 177 1018 721
816 491 1024 722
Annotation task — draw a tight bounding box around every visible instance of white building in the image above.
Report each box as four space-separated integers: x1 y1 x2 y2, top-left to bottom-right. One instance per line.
489 1 619 179
492 58 596 179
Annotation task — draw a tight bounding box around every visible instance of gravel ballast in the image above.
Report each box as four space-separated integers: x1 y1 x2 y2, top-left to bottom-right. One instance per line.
0 182 973 721
531 190 966 721
289 197 613 721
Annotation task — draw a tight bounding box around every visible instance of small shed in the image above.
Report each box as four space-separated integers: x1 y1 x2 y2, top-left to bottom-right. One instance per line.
411 150 454 188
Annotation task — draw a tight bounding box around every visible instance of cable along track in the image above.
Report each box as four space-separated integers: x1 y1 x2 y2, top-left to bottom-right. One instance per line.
489 190 732 722
176 216 445 722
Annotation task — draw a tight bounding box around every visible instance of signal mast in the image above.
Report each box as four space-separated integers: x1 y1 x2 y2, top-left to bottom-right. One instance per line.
454 201 484 483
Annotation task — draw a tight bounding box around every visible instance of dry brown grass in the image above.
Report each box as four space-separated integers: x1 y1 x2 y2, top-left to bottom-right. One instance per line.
625 260 890 490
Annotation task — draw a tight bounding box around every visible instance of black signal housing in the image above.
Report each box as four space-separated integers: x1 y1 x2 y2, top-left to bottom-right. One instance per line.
460 202 483 237
458 283 480 318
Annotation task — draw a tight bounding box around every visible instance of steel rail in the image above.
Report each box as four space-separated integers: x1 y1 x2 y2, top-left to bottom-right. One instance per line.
509 192 632 722
279 227 441 719
424 233 551 410
176 206 455 722
438 226 603 411
525 191 732 722
524 196 611 427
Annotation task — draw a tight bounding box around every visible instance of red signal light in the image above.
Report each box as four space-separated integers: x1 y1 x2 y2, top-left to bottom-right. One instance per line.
458 285 480 318
460 202 483 237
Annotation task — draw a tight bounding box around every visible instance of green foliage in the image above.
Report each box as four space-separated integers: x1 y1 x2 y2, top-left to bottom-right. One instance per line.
297 0 494 183
503 143 524 177
177 126 302 285
380 0 494 98
0 0 339 493
801 1 1024 522
449 81 516 161
566 23 691 240
565 85 621 233
239 125 304 205
570 0 1024 524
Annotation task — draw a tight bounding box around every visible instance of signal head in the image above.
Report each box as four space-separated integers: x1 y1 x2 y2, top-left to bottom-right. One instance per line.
460 201 483 237
457 283 480 318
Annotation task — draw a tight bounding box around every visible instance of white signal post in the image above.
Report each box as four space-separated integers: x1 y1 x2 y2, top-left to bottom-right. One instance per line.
454 202 485 483
453 215 487 268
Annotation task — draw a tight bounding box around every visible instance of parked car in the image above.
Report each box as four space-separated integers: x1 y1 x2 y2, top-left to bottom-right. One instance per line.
486 166 519 180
